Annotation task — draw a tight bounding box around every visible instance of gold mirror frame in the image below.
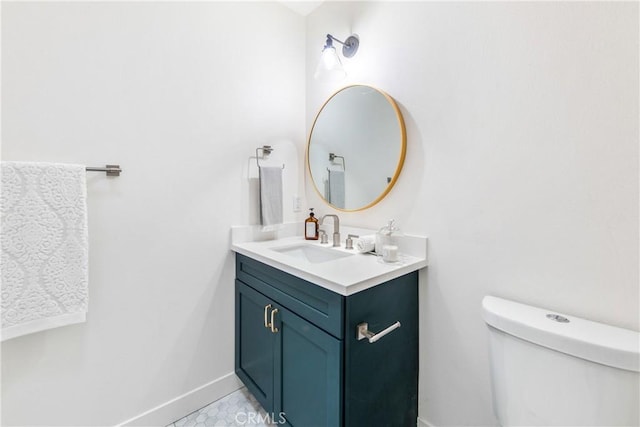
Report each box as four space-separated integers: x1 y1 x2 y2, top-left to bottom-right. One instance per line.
307 85 407 212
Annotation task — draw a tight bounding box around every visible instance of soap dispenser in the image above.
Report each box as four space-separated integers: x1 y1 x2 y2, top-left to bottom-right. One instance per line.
305 208 319 240
376 219 402 263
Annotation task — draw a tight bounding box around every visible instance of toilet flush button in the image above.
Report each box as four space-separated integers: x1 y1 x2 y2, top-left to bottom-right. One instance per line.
546 314 570 323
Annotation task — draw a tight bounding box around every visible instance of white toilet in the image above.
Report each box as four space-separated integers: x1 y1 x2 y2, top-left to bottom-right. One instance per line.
482 296 639 426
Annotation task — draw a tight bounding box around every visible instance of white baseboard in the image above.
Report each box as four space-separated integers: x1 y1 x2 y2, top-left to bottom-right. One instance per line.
418 416 435 427
116 372 243 427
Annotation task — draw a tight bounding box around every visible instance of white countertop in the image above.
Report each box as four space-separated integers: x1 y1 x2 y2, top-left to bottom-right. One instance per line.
230 223 428 296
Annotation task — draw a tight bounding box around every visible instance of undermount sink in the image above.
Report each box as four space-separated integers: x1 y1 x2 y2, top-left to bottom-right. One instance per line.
271 243 353 264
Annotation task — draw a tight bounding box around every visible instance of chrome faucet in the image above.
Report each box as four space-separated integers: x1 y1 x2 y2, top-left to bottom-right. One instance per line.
320 214 340 247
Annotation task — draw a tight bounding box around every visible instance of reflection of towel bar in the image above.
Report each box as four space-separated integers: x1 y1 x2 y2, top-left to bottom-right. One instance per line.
85 165 122 177
329 153 345 171
255 146 284 169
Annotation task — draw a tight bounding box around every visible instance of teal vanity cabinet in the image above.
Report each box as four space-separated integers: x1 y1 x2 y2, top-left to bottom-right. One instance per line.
235 253 419 426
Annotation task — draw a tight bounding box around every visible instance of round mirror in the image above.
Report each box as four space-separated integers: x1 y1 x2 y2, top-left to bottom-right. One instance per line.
307 85 406 211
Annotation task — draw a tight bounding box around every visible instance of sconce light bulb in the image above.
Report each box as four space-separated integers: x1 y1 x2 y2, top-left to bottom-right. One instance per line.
314 46 346 81
322 46 340 68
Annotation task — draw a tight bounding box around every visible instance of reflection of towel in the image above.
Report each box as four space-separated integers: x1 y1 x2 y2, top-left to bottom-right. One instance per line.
1 162 89 341
259 166 283 228
328 169 345 208
323 178 330 201
356 235 376 253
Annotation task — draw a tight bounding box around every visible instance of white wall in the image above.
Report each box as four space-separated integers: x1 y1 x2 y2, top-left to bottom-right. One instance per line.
306 2 638 426
2 2 638 426
1 2 305 425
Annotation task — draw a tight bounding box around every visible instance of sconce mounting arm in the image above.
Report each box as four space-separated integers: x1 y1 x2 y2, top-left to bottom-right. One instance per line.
325 33 359 58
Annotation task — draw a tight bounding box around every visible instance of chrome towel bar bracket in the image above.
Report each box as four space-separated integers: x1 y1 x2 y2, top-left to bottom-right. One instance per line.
86 164 122 177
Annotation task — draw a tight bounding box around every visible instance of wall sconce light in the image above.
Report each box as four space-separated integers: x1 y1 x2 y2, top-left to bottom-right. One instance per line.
314 33 360 81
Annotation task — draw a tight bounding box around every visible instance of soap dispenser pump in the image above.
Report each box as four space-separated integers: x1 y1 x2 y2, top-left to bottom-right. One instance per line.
305 208 319 240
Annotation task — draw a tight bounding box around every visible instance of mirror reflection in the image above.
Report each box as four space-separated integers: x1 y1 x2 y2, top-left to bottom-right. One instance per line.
307 85 406 211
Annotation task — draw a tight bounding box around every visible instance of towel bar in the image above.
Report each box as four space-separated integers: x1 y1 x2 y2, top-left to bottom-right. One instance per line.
329 153 345 171
86 165 122 177
256 146 284 169
357 321 401 344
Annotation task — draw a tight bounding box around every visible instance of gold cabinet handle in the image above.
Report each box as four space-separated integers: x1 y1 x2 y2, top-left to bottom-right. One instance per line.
264 304 272 328
270 308 279 333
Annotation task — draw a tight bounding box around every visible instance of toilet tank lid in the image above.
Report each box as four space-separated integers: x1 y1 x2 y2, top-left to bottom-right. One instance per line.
482 296 639 372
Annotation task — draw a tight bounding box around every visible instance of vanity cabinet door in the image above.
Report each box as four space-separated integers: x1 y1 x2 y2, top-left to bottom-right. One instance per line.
235 280 276 413
236 279 342 426
274 305 342 427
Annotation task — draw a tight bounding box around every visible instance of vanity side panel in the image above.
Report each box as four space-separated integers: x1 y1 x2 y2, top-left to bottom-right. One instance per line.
236 254 344 339
343 271 419 427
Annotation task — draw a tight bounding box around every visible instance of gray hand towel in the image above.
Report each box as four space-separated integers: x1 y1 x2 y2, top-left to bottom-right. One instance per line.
259 166 283 227
328 169 345 208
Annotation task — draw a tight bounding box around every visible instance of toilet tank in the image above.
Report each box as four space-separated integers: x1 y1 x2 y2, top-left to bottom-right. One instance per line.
482 296 639 426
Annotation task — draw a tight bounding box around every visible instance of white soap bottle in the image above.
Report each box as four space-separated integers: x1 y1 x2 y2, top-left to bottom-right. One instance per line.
376 219 402 263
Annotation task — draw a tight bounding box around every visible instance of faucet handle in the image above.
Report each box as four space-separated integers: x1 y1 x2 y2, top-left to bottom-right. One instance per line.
345 234 359 250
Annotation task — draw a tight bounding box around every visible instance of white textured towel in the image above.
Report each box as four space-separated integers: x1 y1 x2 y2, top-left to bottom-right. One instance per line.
1 162 89 341
355 235 376 253
259 166 283 230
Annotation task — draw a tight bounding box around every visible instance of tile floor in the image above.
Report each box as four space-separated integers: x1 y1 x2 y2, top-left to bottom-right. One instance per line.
168 387 275 427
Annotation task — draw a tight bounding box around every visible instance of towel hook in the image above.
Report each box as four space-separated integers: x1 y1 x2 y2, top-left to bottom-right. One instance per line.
256 145 285 169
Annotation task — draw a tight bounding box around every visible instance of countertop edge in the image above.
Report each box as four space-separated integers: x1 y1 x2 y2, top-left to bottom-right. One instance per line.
231 243 428 296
